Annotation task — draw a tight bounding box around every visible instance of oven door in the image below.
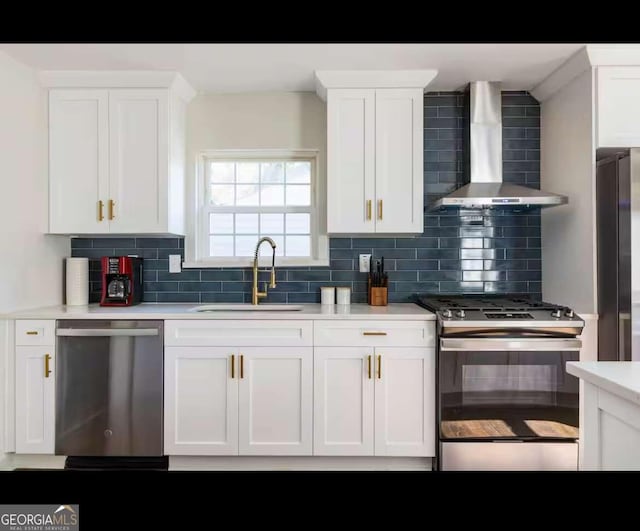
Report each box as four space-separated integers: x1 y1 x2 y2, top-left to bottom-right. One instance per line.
438 338 581 442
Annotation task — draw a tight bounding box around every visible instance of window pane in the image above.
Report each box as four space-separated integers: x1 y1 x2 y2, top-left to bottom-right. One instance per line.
235 235 258 256
261 162 284 183
210 213 233 234
286 184 311 206
260 213 284 234
286 213 310 234
210 162 235 183
210 235 234 257
211 184 235 206
286 162 311 183
259 235 285 257
235 213 258 234
286 235 311 257
261 184 285 206
236 184 260 206
237 162 259 183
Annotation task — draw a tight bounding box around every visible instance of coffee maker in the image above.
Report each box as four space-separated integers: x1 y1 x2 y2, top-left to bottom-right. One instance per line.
100 256 143 307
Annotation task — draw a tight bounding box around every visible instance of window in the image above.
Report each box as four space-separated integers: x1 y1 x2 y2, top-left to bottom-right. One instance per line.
187 150 328 267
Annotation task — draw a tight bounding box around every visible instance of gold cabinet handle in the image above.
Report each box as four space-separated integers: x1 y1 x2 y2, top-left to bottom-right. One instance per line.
366 199 372 221
377 354 382 379
108 199 115 220
231 354 235 379
378 199 383 220
98 200 104 221
363 331 387 336
368 355 372 379
240 354 244 379
26 331 38 336
44 354 52 378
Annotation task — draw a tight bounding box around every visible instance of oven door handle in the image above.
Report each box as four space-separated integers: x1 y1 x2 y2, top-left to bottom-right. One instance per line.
440 338 582 351
57 328 159 337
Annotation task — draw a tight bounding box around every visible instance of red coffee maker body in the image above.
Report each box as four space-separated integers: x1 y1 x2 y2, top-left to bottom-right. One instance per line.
100 256 144 307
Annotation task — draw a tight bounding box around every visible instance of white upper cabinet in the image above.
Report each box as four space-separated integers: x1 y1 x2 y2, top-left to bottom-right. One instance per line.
316 70 436 235
597 67 640 148
49 90 109 234
45 72 195 235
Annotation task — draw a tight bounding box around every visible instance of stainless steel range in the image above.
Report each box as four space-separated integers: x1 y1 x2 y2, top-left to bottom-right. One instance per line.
413 295 585 471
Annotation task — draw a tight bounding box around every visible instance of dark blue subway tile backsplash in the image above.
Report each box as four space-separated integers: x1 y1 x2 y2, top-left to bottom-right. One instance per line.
72 91 542 304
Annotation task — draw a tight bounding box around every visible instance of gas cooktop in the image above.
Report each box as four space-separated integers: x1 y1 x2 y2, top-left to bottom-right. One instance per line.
412 294 584 332
413 294 564 312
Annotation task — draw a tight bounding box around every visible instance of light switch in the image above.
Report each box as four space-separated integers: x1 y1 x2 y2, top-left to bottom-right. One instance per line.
169 254 182 273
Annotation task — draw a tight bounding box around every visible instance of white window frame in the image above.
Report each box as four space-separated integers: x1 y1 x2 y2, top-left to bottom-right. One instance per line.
184 149 329 268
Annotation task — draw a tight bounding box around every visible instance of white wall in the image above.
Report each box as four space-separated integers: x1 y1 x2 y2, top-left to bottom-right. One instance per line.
0 51 69 457
540 69 597 314
185 92 327 258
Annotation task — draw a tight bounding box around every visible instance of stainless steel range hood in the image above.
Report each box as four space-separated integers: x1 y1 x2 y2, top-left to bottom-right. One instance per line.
428 81 568 210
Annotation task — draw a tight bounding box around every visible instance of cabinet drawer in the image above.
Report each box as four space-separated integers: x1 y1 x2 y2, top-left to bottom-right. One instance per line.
165 320 313 347
15 320 56 346
314 320 434 347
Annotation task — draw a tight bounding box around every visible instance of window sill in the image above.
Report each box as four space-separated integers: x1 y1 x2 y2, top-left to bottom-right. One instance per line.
183 258 330 269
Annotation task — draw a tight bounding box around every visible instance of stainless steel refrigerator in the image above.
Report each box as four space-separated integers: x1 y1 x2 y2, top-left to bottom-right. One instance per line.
596 149 640 361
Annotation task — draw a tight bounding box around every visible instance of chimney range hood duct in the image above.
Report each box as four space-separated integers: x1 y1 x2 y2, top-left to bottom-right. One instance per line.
428 81 568 211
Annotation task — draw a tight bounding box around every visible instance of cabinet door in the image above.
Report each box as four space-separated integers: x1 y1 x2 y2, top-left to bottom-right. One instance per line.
374 347 435 456
108 89 168 233
327 89 375 233
15 346 55 454
314 347 374 455
238 347 312 455
164 347 238 455
597 67 640 148
374 89 424 233
49 89 109 234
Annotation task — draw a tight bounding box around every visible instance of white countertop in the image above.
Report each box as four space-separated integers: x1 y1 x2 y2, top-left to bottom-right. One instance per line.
566 362 640 405
4 302 436 321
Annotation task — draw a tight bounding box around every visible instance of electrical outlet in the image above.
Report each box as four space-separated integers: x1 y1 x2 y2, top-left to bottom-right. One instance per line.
359 254 372 273
169 254 182 273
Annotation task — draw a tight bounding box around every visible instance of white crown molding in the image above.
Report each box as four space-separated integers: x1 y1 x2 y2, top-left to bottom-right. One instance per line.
314 69 438 101
38 70 197 102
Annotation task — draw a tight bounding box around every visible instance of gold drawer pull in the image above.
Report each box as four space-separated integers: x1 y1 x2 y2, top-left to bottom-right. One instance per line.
231 354 235 379
367 355 372 379
366 200 372 220
108 199 115 220
363 331 387 336
26 331 39 336
45 354 52 378
240 354 244 379
377 354 382 379
378 199 383 220
98 200 104 221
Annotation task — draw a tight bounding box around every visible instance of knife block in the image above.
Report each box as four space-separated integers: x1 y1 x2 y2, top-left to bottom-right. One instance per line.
368 277 388 306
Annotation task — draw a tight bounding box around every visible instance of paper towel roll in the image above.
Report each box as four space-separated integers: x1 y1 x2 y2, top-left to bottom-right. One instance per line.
66 257 89 306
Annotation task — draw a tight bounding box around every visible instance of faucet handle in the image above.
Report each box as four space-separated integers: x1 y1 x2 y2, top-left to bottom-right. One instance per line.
270 269 276 289
263 282 269 294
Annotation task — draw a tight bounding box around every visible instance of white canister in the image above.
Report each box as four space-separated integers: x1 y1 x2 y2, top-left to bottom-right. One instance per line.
320 286 336 305
336 286 351 305
66 257 89 306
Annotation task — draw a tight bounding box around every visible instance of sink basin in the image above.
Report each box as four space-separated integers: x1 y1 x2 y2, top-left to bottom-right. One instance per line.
191 304 304 312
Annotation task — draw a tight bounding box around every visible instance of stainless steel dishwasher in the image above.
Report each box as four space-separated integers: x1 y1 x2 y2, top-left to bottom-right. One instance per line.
55 320 163 457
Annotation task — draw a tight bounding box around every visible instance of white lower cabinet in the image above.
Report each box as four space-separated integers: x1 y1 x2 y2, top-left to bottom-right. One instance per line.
239 347 312 455
314 346 435 457
15 346 56 454
164 347 238 455
164 345 312 456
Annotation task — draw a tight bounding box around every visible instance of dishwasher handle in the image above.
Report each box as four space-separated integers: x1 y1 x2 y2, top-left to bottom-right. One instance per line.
56 328 159 337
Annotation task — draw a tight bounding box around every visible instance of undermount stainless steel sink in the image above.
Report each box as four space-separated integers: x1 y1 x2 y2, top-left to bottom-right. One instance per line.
191 304 304 312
